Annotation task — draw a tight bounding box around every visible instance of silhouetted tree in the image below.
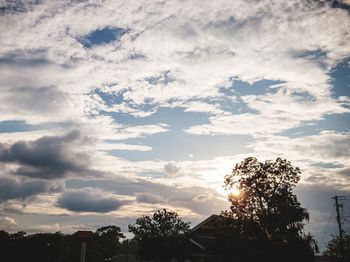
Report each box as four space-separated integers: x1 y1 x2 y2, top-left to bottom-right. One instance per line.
121 238 139 257
224 157 309 240
24 232 68 262
323 234 350 261
222 157 315 261
129 208 191 261
10 230 27 239
87 226 125 262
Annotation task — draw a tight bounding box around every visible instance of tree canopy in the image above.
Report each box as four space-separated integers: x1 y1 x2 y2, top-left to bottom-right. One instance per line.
88 225 125 261
323 234 350 261
129 208 191 261
221 157 316 261
224 157 309 241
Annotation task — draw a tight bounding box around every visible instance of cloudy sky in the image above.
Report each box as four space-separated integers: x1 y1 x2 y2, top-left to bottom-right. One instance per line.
0 0 349 249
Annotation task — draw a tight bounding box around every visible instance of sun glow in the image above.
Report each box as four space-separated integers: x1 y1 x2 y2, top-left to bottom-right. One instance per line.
229 186 241 198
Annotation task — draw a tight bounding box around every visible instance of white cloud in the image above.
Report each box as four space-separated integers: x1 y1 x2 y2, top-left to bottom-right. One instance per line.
248 131 350 190
251 131 350 165
0 1 348 159
0 215 18 231
0 0 349 237
1 0 349 120
186 89 349 136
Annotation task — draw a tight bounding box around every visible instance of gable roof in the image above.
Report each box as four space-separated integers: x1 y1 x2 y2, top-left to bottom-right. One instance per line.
191 214 221 233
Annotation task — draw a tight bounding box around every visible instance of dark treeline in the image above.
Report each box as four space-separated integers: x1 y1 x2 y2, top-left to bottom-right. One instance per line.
0 222 348 262
0 226 129 262
2 219 348 262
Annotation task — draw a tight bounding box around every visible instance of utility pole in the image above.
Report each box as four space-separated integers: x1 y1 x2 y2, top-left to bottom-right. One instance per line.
332 195 344 261
80 242 87 262
77 231 93 262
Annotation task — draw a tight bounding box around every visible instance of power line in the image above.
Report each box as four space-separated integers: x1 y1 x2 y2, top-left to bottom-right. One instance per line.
321 203 335 245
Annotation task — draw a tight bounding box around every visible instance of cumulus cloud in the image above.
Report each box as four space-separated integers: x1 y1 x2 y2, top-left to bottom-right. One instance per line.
0 130 94 179
0 176 61 203
57 189 127 213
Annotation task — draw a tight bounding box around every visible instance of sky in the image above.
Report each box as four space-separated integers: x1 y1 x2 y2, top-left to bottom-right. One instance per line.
0 0 350 250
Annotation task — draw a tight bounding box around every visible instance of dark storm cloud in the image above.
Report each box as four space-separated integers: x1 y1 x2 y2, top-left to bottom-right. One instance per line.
57 190 126 213
0 130 92 179
0 176 61 203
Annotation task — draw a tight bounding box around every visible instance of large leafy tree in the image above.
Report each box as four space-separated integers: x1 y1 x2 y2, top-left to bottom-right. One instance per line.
87 225 125 261
224 157 309 242
221 157 317 261
129 208 191 261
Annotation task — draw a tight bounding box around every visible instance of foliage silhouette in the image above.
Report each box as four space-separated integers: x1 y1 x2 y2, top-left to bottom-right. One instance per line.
87 225 125 261
0 226 125 262
323 234 350 261
221 157 316 261
129 208 191 261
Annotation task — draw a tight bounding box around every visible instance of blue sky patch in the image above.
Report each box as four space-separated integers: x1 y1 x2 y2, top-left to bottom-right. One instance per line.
109 131 251 161
330 58 350 97
107 107 209 131
221 79 283 96
0 120 37 133
79 27 127 48
0 120 73 134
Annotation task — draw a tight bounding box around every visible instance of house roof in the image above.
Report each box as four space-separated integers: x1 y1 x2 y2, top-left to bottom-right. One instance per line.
190 214 221 233
189 214 224 254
